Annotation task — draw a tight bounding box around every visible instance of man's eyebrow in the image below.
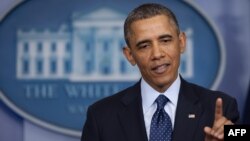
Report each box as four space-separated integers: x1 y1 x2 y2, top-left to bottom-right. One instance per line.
158 34 173 39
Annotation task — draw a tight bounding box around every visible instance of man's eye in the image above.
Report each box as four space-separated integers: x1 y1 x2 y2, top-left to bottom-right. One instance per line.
138 44 149 49
161 39 171 43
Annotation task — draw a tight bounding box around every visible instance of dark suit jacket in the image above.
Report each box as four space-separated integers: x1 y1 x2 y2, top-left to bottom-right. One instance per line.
81 78 239 141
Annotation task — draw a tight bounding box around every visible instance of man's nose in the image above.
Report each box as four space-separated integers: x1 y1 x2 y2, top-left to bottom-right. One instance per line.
151 45 164 60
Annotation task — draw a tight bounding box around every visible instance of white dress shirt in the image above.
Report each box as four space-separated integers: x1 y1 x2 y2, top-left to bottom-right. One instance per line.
141 75 181 139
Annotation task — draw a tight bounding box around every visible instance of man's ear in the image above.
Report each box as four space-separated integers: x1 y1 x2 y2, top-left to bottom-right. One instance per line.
179 32 186 54
123 46 136 66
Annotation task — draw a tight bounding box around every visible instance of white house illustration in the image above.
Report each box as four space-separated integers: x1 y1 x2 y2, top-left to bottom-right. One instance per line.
16 8 193 81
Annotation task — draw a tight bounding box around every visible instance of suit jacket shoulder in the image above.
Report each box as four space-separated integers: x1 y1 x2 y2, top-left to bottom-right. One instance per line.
81 81 148 141
181 79 239 122
172 78 240 141
87 81 141 114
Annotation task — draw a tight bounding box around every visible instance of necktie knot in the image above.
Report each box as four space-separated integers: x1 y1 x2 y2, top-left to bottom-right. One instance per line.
155 95 169 110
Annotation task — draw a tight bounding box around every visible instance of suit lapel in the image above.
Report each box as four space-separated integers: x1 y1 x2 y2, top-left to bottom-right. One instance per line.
172 79 204 141
118 82 148 141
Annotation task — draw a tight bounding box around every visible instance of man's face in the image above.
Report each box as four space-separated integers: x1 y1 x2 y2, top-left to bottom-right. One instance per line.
123 15 186 92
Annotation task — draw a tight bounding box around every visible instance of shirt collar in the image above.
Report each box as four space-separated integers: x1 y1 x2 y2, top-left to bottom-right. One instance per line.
141 75 181 113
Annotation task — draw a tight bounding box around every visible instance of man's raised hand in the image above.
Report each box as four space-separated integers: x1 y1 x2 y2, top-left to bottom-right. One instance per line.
204 98 233 141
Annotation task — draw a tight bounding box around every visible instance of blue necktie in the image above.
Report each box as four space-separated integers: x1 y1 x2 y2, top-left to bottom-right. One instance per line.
149 95 172 141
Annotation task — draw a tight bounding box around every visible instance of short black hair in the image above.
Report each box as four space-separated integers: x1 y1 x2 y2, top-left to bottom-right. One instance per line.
124 3 180 47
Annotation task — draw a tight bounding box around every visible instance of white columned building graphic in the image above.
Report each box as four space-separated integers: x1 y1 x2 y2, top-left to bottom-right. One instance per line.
70 8 139 81
16 8 193 81
16 26 71 79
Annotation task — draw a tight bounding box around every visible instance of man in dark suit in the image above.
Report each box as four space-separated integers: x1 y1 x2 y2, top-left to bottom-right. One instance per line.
81 3 239 141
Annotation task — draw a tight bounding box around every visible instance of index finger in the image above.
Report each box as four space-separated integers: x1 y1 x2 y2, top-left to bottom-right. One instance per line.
215 98 223 121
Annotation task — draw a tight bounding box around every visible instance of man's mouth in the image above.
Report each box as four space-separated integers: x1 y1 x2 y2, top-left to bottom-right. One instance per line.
152 64 170 74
